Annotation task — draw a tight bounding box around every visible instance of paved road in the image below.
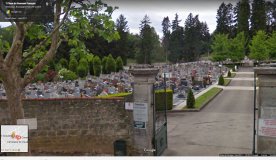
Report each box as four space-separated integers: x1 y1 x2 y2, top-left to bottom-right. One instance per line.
163 67 254 156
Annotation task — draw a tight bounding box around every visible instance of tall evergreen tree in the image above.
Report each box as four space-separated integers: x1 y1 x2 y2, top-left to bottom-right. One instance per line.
237 0 250 55
172 13 181 31
113 14 129 64
162 16 171 63
168 14 184 63
251 0 267 35
137 15 154 64
215 2 234 35
183 13 202 61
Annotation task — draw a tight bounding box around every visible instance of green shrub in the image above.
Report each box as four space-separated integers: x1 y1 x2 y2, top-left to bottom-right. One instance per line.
116 56 124 72
59 58 68 69
69 57 78 73
155 89 173 111
105 54 116 74
218 75 225 86
35 73 45 82
93 56 102 76
232 67 236 72
77 64 88 78
227 71 231 77
101 56 108 74
58 68 78 80
187 89 195 108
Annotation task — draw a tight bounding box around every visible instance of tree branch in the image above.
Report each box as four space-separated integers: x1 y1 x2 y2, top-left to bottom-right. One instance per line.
4 23 26 66
23 0 65 87
23 0 73 60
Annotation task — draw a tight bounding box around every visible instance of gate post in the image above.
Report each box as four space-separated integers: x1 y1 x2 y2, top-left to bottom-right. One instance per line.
254 66 276 154
129 65 159 156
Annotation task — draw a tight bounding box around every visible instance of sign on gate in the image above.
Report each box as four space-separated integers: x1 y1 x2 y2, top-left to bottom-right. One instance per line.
133 121 146 129
258 119 276 138
133 102 148 122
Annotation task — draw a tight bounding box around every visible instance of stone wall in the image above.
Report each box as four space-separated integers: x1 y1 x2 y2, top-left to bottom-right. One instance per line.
0 98 138 155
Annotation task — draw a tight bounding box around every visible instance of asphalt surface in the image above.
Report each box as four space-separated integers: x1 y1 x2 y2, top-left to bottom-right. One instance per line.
163 67 254 156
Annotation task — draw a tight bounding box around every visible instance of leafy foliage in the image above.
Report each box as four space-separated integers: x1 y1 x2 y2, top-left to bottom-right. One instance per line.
249 30 269 60
116 56 124 72
92 56 102 76
69 57 78 73
105 54 116 74
218 75 225 85
187 89 195 108
58 68 78 80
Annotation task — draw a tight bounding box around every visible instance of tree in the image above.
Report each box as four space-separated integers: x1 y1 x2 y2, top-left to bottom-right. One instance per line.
183 13 203 61
69 56 78 73
137 15 154 64
168 14 184 63
162 16 171 63
112 14 129 64
229 32 246 61
101 56 108 74
266 1 276 33
211 34 230 62
0 0 119 128
172 13 181 31
251 0 267 35
267 31 276 58
116 56 124 72
216 2 234 35
187 89 195 108
249 30 269 61
93 56 102 76
105 54 116 74
237 0 250 39
77 59 89 78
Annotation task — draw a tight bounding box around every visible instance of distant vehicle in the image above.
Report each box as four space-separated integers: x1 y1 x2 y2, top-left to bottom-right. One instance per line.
193 85 200 90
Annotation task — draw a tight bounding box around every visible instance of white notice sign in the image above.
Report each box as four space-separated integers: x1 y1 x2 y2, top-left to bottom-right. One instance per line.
17 118 37 130
125 102 134 110
258 119 276 138
133 102 148 122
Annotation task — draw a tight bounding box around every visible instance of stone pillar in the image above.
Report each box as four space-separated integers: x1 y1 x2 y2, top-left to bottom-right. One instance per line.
255 67 276 154
129 65 159 156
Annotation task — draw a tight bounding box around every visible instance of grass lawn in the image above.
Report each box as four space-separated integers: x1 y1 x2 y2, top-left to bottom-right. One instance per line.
183 87 222 110
224 79 231 86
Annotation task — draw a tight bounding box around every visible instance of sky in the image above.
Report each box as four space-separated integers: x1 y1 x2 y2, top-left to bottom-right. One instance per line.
105 0 238 37
0 0 238 38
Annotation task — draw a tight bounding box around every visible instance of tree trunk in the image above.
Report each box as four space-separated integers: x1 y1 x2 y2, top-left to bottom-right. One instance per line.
2 71 24 125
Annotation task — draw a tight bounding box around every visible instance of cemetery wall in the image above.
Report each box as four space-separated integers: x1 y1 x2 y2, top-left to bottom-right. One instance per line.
0 98 138 155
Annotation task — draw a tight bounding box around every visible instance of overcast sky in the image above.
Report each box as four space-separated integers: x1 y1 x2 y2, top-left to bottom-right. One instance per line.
0 0 239 37
106 0 238 37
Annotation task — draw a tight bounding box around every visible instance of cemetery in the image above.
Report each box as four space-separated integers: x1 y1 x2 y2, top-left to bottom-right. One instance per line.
0 61 228 110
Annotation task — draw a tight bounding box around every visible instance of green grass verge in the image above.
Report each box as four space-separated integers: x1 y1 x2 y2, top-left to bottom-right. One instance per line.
231 73 236 78
224 79 231 86
183 87 223 110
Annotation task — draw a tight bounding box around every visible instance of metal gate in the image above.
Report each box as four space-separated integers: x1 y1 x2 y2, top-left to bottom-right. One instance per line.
153 73 168 156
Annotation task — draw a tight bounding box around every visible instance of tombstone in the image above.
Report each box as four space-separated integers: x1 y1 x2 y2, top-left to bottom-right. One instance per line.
129 65 159 156
254 67 276 154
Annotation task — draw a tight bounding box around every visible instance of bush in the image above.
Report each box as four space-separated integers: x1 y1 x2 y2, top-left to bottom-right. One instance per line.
232 67 236 72
116 56 124 72
187 89 195 108
35 73 45 82
227 71 231 77
93 56 102 76
59 58 68 69
77 64 88 78
69 57 78 73
58 68 78 80
218 75 225 85
101 56 108 74
105 54 116 74
155 89 173 111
